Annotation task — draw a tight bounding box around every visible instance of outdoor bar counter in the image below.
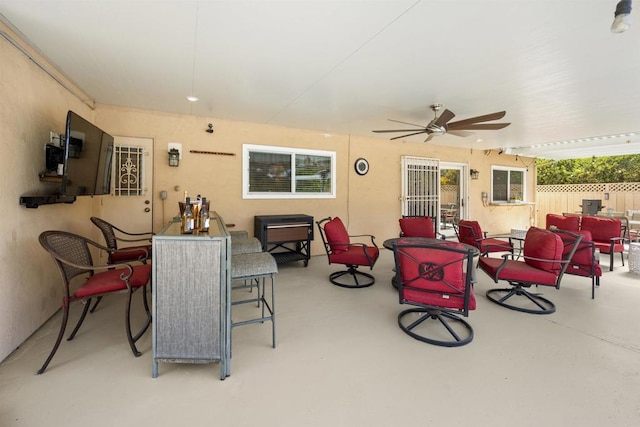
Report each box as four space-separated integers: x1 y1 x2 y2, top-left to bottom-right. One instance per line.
151 213 232 379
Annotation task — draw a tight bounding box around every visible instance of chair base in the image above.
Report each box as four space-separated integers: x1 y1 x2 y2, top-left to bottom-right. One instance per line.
486 286 556 315
329 267 374 289
398 308 473 347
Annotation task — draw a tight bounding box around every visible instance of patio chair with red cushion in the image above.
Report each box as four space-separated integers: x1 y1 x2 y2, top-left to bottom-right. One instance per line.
316 216 379 288
580 216 625 271
38 230 152 374
559 230 602 299
398 216 444 239
457 219 513 257
91 216 153 264
546 213 580 232
393 239 476 346
478 227 582 314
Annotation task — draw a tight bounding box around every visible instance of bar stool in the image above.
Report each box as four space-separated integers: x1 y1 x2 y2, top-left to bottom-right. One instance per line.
231 237 262 255
231 252 278 348
230 230 250 240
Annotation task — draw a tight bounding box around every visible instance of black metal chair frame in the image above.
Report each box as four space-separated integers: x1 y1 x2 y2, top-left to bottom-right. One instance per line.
481 229 582 315
393 240 476 347
90 216 153 311
316 217 379 289
457 221 514 257
38 230 152 374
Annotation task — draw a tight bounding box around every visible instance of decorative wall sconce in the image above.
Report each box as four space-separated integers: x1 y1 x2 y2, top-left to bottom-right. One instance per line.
470 169 480 180
168 148 180 167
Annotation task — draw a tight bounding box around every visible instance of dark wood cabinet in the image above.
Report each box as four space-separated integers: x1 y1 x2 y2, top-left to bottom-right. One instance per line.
254 214 313 266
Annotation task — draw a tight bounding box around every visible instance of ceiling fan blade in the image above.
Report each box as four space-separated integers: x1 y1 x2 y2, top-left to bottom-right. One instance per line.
449 123 511 131
373 129 429 133
387 118 426 128
433 109 455 127
390 130 428 140
447 111 506 128
424 134 434 142
447 130 473 137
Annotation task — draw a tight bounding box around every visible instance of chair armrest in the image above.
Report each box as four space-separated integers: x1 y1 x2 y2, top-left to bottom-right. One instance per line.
89 238 150 263
349 234 378 248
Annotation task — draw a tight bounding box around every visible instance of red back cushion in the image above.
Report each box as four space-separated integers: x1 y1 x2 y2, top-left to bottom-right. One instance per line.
566 230 595 266
399 217 435 238
581 216 621 242
397 242 475 310
523 227 563 273
546 214 580 231
324 217 350 254
458 220 482 247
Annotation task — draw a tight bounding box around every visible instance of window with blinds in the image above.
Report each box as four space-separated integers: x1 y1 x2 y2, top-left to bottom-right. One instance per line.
491 166 525 203
243 144 335 199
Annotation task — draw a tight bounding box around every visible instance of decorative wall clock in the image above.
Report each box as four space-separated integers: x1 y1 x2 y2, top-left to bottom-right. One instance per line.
354 158 369 175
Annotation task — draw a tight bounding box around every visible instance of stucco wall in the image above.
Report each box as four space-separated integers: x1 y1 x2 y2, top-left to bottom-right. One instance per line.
1 32 535 363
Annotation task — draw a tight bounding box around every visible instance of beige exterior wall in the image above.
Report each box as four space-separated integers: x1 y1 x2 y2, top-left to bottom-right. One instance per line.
0 31 535 362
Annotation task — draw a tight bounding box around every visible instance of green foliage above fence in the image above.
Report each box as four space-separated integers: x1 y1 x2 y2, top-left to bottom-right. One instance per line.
536 154 640 185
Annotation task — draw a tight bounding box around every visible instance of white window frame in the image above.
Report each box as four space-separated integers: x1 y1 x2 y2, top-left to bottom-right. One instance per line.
243 144 336 199
491 165 526 203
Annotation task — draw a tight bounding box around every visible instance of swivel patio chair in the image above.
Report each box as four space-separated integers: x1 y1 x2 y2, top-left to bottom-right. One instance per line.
393 239 476 347
38 230 152 374
316 216 379 288
457 219 513 257
478 227 582 315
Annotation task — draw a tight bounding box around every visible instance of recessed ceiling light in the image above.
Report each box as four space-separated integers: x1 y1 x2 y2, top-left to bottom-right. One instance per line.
186 96 199 102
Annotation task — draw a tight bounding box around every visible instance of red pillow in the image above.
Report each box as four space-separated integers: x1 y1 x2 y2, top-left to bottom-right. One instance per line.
458 220 483 246
399 217 435 238
546 214 580 232
581 216 621 242
523 227 563 273
324 217 350 254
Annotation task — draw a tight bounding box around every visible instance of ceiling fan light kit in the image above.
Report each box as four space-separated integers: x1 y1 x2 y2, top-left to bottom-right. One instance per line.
372 104 510 142
612 0 632 33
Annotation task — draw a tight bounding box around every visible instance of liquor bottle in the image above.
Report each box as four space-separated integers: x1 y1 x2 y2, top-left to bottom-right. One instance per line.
181 196 194 234
199 197 210 232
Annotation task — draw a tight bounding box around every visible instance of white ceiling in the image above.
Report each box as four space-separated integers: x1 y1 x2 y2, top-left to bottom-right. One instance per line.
2 0 640 160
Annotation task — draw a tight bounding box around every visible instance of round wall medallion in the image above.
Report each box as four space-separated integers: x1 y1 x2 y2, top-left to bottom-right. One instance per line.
354 158 369 175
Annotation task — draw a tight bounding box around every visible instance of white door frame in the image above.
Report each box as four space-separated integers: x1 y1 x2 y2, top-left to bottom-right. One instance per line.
440 162 469 222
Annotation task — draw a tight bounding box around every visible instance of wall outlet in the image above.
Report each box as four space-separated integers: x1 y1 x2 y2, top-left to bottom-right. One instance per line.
160 190 168 200
49 131 60 146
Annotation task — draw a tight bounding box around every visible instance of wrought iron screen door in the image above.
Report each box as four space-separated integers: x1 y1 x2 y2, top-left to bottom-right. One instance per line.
113 144 145 196
401 156 440 229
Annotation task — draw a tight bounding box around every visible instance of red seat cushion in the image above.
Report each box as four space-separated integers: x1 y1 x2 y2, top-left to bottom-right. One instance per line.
398 243 476 310
75 263 151 298
479 256 559 287
479 237 512 253
546 213 580 232
329 245 379 266
324 217 351 254
399 217 435 238
110 245 152 263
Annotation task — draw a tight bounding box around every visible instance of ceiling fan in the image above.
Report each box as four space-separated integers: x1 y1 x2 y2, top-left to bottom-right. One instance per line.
372 104 510 142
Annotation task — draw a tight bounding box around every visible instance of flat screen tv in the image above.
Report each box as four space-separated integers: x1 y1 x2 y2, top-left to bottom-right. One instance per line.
61 111 114 196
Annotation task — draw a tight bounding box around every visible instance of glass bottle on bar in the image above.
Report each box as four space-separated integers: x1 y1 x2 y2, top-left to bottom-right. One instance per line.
181 196 194 234
199 197 210 232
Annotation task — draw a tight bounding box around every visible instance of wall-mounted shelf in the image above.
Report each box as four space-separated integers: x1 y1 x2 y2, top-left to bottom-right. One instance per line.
19 194 76 208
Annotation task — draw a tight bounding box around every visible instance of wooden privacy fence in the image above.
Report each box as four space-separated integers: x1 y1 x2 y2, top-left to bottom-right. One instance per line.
536 182 640 226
